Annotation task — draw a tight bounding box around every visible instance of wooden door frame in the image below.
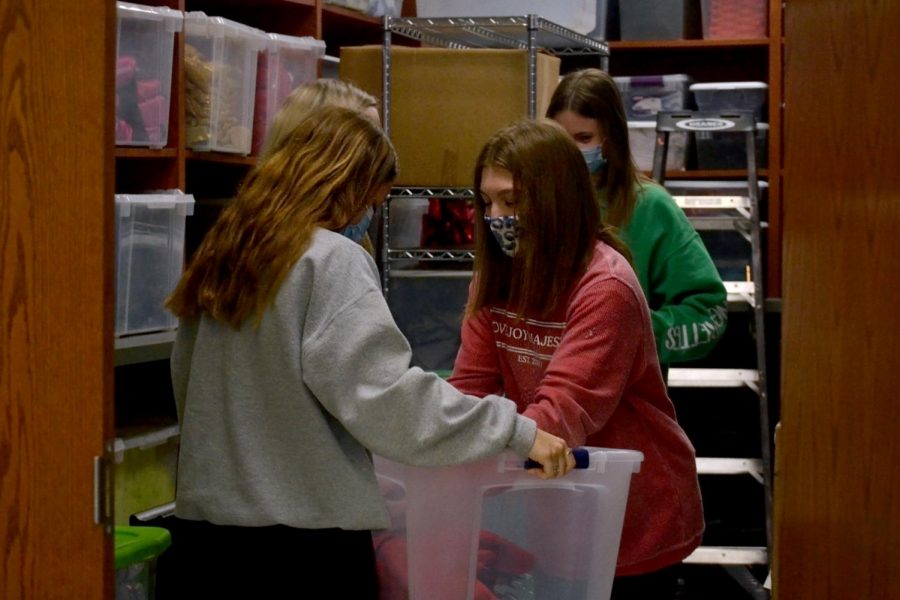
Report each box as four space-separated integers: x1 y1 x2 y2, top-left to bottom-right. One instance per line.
1 1 115 597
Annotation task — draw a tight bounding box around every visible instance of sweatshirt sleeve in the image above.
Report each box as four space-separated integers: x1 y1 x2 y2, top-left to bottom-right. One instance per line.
300 282 536 464
647 233 728 365
523 278 645 446
632 185 729 365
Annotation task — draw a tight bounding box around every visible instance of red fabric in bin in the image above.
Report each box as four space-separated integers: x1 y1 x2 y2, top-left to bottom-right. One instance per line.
708 0 767 38
420 198 475 249
374 529 535 600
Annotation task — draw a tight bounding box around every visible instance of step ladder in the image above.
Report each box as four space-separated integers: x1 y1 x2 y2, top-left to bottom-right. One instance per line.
652 110 773 599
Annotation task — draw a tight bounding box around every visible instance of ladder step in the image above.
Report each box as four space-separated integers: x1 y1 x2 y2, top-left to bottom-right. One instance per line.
683 546 768 565
668 368 759 389
725 280 756 306
672 195 752 210
696 458 764 483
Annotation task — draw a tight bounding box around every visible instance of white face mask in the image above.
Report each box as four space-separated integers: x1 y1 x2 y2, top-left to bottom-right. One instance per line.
484 215 521 257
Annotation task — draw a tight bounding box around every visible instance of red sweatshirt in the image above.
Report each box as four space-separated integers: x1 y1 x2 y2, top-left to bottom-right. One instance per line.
450 241 704 576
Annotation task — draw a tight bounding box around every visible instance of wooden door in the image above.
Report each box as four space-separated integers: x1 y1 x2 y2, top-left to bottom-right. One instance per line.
776 1 900 598
1 1 114 598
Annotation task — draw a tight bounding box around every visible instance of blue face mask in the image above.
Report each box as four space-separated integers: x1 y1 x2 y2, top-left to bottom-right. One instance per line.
484 215 521 257
341 207 373 244
581 145 606 174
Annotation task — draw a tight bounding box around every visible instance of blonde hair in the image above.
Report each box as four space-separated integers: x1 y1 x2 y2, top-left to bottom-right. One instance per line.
167 106 397 328
258 79 377 163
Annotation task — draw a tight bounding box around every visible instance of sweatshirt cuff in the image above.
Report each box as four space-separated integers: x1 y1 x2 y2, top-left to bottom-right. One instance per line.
509 414 537 458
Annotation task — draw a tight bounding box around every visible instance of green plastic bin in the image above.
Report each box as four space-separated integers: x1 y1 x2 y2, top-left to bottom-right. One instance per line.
115 526 171 600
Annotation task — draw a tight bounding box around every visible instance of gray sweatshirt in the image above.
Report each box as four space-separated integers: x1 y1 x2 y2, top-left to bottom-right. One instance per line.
171 228 537 530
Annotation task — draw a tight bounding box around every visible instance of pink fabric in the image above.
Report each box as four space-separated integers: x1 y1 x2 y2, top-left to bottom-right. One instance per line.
138 95 166 144
136 79 162 102
116 55 136 89
450 241 704 576
374 529 535 600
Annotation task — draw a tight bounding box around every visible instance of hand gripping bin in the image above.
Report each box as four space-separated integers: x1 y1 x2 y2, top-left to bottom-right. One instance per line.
252 34 326 154
115 2 183 148
115 191 195 337
373 447 643 600
183 12 266 155
115 526 172 600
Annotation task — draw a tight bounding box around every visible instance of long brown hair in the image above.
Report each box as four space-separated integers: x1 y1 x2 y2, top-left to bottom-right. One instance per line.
546 68 647 228
166 105 397 328
467 118 631 319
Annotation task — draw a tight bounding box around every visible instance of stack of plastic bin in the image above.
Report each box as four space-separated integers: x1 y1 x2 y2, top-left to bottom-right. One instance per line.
252 34 326 154
115 2 183 148
690 81 768 169
629 121 688 171
614 74 693 121
183 12 266 155
373 447 643 600
115 191 195 337
115 526 172 600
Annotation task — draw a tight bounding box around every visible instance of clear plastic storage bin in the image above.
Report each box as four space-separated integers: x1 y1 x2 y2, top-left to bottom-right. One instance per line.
618 0 701 40
415 0 609 40
115 2 183 148
326 0 402 17
695 122 768 169
689 81 768 121
252 34 326 154
373 447 643 600
183 12 266 155
115 526 172 600
614 74 693 120
665 180 768 281
115 192 195 337
629 121 688 171
701 0 767 39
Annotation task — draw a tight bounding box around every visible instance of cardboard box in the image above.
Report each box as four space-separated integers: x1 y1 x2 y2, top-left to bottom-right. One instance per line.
340 46 561 186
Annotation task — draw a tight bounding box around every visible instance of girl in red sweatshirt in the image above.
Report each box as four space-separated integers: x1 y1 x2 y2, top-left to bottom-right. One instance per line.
449 118 704 599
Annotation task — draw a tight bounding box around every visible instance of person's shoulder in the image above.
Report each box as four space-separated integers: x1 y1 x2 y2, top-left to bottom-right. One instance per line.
634 181 681 216
584 241 642 289
290 229 379 287
573 244 646 311
630 181 694 236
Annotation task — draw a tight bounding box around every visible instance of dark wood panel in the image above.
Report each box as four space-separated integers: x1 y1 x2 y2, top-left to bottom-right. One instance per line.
776 1 900 598
1 1 114 598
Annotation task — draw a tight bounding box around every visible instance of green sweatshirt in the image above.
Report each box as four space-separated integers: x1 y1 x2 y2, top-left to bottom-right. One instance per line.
610 182 728 367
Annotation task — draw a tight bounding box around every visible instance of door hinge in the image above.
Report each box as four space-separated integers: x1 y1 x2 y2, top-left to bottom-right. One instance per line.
93 440 115 534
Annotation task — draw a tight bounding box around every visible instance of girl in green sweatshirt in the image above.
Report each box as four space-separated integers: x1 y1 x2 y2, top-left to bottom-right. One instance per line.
547 69 728 372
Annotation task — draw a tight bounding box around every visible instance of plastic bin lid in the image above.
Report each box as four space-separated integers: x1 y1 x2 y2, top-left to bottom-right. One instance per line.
613 74 692 87
184 11 267 46
117 1 183 28
115 190 196 216
114 526 172 570
690 81 768 91
265 33 326 55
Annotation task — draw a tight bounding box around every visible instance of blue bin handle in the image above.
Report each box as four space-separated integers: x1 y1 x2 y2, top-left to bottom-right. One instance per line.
524 447 589 471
